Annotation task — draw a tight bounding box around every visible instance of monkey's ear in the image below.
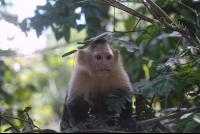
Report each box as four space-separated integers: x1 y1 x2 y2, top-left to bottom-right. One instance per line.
78 50 85 65
114 49 119 64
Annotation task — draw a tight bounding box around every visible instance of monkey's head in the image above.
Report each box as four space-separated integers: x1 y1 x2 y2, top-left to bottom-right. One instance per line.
77 40 120 76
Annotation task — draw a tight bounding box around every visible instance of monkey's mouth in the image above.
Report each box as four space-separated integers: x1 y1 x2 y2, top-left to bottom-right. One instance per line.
97 69 110 74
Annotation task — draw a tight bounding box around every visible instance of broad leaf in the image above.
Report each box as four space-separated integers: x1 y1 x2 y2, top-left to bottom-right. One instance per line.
145 29 159 47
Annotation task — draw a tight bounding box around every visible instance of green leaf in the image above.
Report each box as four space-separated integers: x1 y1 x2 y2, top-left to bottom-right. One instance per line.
77 24 86 32
107 103 116 111
170 76 182 85
69 118 75 128
60 122 70 130
148 28 157 33
153 21 162 30
24 107 32 112
42 129 57 133
140 34 150 40
136 25 155 45
93 8 101 19
142 87 151 98
186 25 197 33
189 29 196 41
55 31 63 41
130 42 140 49
116 104 122 114
118 101 126 109
123 96 132 102
62 50 77 57
50 24 56 32
91 116 97 127
86 118 92 124
150 87 157 96
117 40 134 52
168 79 179 91
145 29 159 47
153 75 168 82
193 96 200 103
4 127 13 132
152 79 166 89
105 99 117 105
174 15 181 23
120 97 127 103
183 121 200 133
63 28 70 43
98 116 103 127
66 129 74 133
158 83 171 96
132 79 149 90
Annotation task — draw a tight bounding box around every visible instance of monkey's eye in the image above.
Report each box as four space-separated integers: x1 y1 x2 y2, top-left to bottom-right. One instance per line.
96 55 101 60
106 55 111 60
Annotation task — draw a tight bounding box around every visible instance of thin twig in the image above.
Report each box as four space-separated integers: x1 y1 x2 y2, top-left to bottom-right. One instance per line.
165 35 183 74
196 10 199 26
141 0 160 21
102 0 156 22
3 115 41 131
136 106 200 126
114 7 116 32
108 106 200 130
176 94 189 112
179 2 196 15
145 0 198 47
102 0 190 35
86 27 145 33
150 93 156 109
151 35 183 106
132 19 141 32
0 114 20 133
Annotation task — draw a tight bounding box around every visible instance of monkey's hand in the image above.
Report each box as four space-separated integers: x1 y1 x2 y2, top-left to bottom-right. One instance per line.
119 119 136 132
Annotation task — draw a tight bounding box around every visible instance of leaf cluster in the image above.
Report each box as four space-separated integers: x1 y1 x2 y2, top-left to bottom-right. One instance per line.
131 74 182 97
175 16 200 41
105 89 132 114
62 32 140 57
136 21 163 47
60 119 78 133
85 116 109 130
4 107 35 133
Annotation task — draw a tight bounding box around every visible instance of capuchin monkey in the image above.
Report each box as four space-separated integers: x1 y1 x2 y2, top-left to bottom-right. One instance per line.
61 39 136 132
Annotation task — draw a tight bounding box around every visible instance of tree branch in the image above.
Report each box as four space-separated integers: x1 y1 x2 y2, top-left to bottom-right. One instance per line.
3 115 41 131
145 0 198 47
132 19 141 32
101 0 189 36
0 114 20 133
136 106 200 126
165 35 183 74
102 0 156 22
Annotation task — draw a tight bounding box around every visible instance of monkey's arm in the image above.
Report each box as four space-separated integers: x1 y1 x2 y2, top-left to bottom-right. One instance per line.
67 98 89 124
119 98 136 132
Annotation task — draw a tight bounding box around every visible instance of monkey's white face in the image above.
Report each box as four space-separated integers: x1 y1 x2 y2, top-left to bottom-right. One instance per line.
92 45 114 75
